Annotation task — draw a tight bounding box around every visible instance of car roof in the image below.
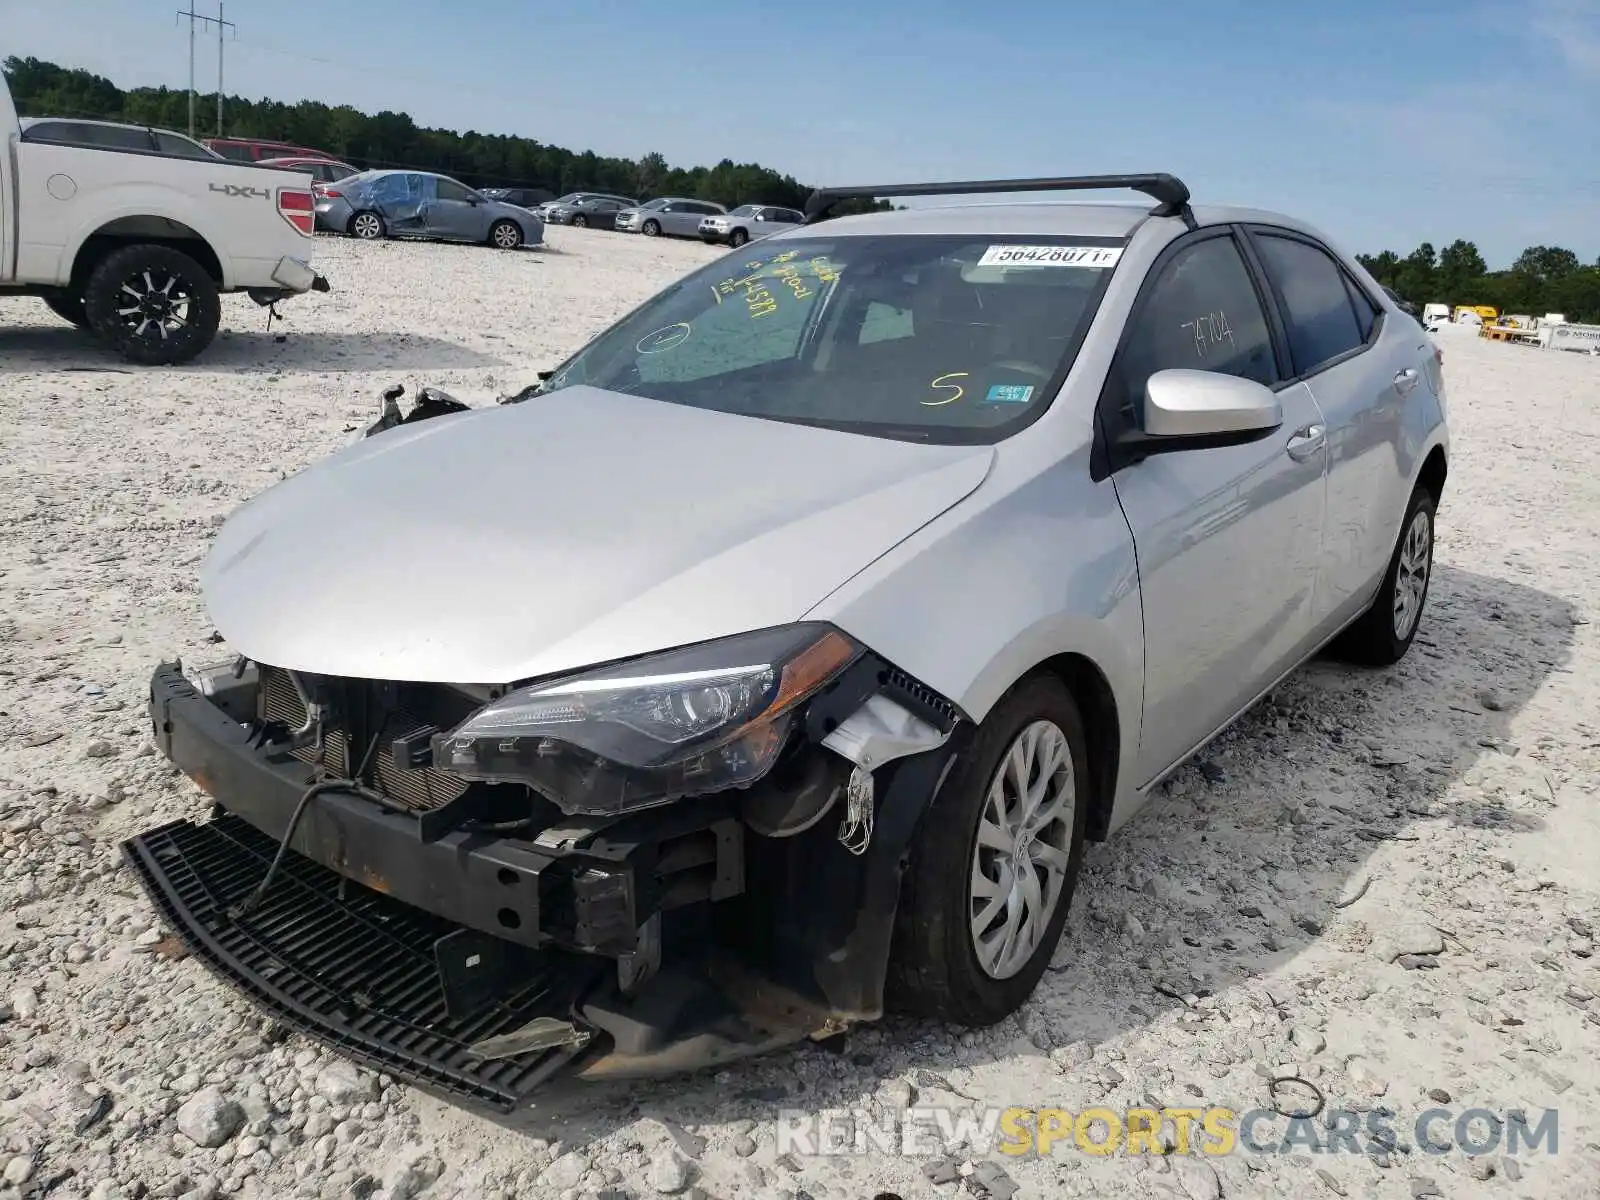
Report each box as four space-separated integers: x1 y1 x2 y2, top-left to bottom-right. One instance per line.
798 199 1326 241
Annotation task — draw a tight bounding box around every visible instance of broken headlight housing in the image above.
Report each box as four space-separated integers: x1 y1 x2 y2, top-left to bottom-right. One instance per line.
432 624 861 816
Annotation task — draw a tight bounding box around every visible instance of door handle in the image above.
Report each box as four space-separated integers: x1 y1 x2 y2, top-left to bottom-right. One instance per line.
1394 367 1421 394
1286 424 1326 462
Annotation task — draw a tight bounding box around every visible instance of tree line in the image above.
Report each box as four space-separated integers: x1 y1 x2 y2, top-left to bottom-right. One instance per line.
2 56 888 216
1356 240 1600 324
6 55 1595 318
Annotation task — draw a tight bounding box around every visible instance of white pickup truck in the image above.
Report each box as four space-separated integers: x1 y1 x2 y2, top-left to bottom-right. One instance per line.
1 77 328 365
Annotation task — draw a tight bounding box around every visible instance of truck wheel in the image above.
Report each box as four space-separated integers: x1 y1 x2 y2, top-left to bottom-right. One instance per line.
728 228 749 248
349 211 386 240
886 674 1090 1026
83 244 221 367
41 290 90 328
488 220 523 250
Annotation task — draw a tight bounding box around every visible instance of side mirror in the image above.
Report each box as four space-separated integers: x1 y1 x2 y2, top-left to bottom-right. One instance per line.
1143 369 1282 439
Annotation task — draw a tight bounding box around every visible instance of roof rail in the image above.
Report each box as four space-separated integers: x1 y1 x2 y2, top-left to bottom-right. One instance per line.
803 173 1194 226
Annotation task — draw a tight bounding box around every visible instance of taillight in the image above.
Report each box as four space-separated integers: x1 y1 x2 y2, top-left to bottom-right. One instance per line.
320 187 341 198
277 188 314 236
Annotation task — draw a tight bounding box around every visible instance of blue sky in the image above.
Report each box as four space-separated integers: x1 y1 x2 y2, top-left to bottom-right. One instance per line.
4 0 1598 266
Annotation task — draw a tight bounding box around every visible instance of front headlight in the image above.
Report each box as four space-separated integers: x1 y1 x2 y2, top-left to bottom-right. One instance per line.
433 624 860 816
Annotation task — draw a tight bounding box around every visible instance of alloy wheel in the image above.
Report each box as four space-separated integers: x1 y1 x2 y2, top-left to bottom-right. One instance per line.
969 720 1077 980
352 213 383 239
1392 508 1432 639
492 222 521 249
112 268 197 347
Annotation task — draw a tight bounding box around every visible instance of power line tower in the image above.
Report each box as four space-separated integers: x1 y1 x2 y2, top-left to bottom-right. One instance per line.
175 1 236 138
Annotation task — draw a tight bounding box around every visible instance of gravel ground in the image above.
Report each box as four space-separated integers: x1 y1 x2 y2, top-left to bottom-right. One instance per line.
2 232 1598 1200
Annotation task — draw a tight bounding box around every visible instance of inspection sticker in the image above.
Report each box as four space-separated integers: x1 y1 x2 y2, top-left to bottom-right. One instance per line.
978 244 1123 268
985 384 1035 404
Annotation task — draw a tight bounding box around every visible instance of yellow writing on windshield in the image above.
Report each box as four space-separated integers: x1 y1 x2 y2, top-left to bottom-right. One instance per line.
924 372 969 406
709 251 842 320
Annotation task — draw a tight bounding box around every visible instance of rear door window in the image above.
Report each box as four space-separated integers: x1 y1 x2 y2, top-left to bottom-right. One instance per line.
1251 232 1365 376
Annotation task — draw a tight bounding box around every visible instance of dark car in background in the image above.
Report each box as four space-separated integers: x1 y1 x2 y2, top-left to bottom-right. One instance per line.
545 194 638 229
315 169 543 248
482 186 555 210
537 191 636 224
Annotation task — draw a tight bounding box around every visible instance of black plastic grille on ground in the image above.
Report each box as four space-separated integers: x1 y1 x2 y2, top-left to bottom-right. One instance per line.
123 814 594 1110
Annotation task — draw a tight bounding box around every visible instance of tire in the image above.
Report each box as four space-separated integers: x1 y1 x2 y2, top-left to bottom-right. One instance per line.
886 673 1090 1026
83 244 220 367
641 219 661 237
488 219 523 250
572 214 589 228
1329 486 1437 666
349 211 386 240
728 228 749 249
41 290 89 328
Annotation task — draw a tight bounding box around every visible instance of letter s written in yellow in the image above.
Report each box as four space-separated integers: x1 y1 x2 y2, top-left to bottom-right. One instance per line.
998 1108 1033 1156
924 372 969 406
1202 1107 1237 1156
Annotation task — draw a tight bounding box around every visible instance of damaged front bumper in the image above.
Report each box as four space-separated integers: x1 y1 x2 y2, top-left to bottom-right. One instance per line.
128 660 968 1108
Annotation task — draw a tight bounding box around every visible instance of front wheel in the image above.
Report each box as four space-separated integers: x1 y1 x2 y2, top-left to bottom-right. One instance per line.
728 228 749 249
1330 486 1436 665
41 290 89 328
641 219 661 237
83 244 221 366
887 674 1089 1026
349 211 386 240
571 214 589 228
488 219 523 250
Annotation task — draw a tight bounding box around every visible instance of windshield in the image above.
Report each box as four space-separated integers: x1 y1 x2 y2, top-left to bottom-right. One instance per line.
728 205 758 218
640 199 669 210
543 233 1123 443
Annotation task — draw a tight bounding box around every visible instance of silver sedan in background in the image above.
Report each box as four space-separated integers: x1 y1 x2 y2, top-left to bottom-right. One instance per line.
615 197 727 237
315 170 543 247
699 203 805 248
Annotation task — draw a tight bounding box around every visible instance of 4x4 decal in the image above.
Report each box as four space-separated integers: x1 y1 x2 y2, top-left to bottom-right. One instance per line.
209 183 270 200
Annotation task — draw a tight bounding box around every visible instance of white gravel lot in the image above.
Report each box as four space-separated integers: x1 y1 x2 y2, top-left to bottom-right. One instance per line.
1 232 1598 1200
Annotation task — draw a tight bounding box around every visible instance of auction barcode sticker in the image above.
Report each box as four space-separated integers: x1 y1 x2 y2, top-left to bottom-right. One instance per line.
978 245 1124 268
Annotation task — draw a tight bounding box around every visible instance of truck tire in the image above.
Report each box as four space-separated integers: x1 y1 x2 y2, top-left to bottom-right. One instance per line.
83 244 221 367
886 673 1090 1026
41 290 90 328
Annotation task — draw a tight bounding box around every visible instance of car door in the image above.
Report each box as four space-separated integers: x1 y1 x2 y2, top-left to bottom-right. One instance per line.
421 176 484 241
1243 226 1419 632
1101 228 1329 786
379 173 429 234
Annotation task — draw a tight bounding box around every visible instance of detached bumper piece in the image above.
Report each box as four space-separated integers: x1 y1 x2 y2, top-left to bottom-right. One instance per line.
124 814 603 1111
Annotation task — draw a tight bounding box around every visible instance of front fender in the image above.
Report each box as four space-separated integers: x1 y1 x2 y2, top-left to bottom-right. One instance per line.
808 447 1145 822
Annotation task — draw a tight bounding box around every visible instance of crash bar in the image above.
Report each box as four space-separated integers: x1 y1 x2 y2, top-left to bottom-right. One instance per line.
803 172 1193 224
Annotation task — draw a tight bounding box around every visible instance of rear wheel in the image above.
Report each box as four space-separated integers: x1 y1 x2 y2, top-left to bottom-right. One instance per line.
349 211 386 240
83 244 220 366
728 228 749 248
41 289 89 328
1330 486 1436 665
488 219 523 250
887 674 1089 1026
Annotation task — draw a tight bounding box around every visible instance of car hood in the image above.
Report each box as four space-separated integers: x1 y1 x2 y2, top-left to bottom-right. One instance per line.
201 386 994 684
